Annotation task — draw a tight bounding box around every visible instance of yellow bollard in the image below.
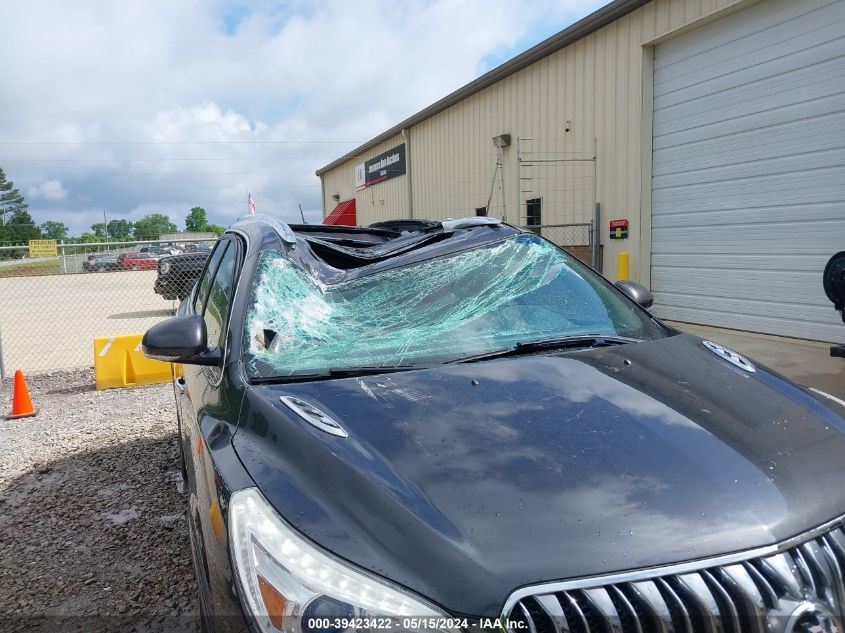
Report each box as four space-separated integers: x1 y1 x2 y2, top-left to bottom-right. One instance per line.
617 252 629 281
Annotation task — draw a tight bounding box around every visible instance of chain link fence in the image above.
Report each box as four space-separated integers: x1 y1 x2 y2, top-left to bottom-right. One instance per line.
522 222 600 271
0 238 215 377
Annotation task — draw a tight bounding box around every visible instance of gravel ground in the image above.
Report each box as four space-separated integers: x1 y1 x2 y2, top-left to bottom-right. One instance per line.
0 370 198 632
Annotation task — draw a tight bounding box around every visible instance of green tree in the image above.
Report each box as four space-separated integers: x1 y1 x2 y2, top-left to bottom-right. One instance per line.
8 209 40 242
91 222 108 238
133 213 177 239
206 224 225 236
0 222 15 245
79 231 106 243
107 218 133 240
40 220 69 241
0 167 28 227
185 206 209 232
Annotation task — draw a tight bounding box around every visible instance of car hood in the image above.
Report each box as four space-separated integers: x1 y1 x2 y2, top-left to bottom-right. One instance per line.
232 333 845 616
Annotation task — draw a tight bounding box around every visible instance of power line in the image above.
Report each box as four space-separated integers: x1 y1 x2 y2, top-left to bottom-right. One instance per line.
129 170 314 176
0 140 362 145
154 185 321 191
0 157 333 162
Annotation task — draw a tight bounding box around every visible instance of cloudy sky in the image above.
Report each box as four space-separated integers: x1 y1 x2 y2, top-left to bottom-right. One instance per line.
0 0 605 236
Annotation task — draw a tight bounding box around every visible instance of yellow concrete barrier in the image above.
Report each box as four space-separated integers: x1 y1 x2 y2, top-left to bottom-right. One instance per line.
93 333 172 390
617 252 630 281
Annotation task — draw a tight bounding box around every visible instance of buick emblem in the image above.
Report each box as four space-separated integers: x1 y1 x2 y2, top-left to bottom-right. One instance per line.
786 601 842 633
702 340 756 372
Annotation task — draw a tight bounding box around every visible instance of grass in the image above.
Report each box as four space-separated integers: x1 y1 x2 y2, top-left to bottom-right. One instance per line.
0 258 62 278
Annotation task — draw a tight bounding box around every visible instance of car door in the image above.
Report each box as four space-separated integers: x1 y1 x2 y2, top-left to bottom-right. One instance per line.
176 239 232 491
176 236 243 620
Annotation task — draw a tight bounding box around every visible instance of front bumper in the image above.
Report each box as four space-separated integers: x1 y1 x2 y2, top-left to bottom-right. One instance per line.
154 278 179 298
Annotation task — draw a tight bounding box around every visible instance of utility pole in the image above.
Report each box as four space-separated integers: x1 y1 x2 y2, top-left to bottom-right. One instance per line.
102 210 108 238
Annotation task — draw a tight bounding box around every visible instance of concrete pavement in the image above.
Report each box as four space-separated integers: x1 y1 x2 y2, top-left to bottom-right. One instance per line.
666 321 845 401
0 270 174 375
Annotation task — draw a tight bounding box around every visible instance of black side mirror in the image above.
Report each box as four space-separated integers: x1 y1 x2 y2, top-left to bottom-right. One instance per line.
142 315 222 366
823 252 845 358
615 280 654 309
823 251 845 315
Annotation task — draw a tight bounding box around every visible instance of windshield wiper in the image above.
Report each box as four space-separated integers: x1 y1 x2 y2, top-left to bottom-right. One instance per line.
449 334 641 364
251 365 422 384
325 365 421 378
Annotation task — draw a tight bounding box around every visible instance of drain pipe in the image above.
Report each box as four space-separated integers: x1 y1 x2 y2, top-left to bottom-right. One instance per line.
319 175 327 222
402 128 413 219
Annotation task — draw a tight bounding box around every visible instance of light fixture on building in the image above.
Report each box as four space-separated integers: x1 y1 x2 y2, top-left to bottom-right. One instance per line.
492 134 511 148
331 194 340 202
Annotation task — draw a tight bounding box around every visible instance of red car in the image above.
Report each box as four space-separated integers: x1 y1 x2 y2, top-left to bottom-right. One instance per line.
117 252 158 271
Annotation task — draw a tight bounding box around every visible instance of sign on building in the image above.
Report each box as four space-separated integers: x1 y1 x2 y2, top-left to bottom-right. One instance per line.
354 162 366 189
28 239 58 258
356 144 406 189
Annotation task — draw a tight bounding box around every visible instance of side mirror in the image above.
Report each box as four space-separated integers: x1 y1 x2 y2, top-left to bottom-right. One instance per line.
823 251 845 314
615 280 654 309
142 315 221 366
823 252 845 359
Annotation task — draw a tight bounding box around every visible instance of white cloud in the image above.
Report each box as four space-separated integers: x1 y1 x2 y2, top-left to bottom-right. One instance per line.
0 0 606 235
28 179 67 201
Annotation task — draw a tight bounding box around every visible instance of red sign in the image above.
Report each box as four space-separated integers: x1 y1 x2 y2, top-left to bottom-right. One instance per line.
609 219 629 239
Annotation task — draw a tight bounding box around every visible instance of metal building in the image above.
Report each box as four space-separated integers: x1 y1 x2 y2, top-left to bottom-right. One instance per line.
316 0 845 342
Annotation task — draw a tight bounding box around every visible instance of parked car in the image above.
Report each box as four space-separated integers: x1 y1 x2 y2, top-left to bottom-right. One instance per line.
82 253 119 272
154 251 210 300
184 242 213 253
141 244 182 256
143 215 845 633
117 252 158 271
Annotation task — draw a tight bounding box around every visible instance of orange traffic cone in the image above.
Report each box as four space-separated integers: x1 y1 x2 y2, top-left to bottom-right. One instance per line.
6 369 38 419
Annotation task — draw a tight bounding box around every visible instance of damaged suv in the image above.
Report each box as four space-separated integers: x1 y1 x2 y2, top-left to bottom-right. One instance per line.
143 215 845 633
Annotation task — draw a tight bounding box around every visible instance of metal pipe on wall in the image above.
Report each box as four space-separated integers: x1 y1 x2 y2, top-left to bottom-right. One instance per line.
402 128 413 219
593 202 601 270
320 174 327 221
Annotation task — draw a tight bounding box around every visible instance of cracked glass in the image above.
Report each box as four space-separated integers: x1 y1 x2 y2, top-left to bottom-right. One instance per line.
244 234 666 377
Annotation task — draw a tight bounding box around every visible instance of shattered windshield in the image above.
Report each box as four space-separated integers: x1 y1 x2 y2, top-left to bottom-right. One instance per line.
244 234 666 377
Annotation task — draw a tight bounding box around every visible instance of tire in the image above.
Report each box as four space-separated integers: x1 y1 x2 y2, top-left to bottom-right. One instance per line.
188 512 214 633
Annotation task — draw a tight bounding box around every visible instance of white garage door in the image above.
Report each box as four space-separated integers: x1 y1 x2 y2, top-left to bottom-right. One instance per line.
650 0 845 342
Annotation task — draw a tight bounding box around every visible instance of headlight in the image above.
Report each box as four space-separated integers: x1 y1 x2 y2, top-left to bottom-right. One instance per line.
229 488 455 633
160 260 171 274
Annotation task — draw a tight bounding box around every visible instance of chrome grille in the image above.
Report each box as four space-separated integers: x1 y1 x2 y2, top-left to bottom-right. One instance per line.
506 525 845 633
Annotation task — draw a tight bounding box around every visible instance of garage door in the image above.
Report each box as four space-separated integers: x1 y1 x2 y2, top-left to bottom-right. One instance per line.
650 0 845 342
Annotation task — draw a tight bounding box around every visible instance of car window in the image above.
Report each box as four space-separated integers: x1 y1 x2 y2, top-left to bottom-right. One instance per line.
194 242 229 314
203 243 237 350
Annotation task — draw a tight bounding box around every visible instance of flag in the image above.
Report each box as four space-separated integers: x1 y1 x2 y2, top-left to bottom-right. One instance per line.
247 192 256 215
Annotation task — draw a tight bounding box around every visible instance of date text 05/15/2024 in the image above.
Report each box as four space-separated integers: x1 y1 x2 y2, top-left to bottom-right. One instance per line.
304 618 527 630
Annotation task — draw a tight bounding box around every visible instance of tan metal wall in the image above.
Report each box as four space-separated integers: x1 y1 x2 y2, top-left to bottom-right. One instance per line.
320 0 747 280
321 133 410 225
